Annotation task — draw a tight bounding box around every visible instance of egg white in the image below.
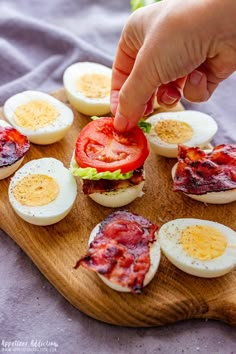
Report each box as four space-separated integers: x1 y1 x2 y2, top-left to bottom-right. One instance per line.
0 120 27 179
89 181 145 208
172 163 236 204
88 221 161 292
8 158 77 226
159 218 236 278
3 91 74 145
153 100 185 112
0 119 11 129
145 110 218 158
63 62 111 116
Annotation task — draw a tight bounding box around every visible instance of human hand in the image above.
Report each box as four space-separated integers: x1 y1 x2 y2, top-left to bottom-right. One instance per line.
111 0 236 131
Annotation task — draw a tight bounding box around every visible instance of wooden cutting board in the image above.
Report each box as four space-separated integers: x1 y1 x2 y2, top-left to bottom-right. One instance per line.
0 89 236 327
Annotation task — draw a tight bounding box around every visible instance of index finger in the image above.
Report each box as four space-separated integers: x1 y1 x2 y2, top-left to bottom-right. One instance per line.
110 41 137 115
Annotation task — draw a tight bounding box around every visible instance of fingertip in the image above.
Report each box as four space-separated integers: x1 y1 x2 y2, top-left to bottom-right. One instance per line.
113 111 128 132
144 95 154 116
189 70 204 86
159 91 181 107
184 71 210 102
157 84 181 108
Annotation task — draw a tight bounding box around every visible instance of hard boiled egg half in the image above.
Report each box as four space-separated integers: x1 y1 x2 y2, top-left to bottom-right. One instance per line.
8 158 77 226
87 220 160 292
171 162 236 204
145 111 218 158
0 119 30 180
63 62 111 116
3 91 74 145
159 218 236 278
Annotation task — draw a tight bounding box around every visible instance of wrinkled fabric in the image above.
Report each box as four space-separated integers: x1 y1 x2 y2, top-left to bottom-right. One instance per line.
0 0 129 104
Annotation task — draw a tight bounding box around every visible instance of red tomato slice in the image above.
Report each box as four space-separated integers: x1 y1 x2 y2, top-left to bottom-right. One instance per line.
75 117 149 173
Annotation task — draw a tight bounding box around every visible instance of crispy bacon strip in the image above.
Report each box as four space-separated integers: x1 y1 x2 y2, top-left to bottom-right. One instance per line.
82 167 144 195
0 126 30 167
174 144 236 195
75 211 158 294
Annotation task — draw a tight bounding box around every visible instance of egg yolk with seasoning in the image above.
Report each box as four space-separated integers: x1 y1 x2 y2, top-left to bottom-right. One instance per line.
180 225 227 261
13 174 59 206
14 100 59 130
155 120 193 144
76 73 111 98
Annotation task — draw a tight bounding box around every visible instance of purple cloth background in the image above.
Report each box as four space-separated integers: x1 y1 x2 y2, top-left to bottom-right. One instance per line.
0 1 236 353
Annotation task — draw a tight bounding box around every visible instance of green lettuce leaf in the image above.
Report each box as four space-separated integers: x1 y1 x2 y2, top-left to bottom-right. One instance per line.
130 0 161 12
70 158 133 180
138 119 152 133
90 116 100 121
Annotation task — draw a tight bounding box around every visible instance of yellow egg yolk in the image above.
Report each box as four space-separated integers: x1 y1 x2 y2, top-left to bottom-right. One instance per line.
13 174 59 206
14 100 59 130
155 120 193 144
180 225 227 261
76 73 111 98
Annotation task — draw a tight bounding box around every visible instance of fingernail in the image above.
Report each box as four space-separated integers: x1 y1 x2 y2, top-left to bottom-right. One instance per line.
110 90 119 115
114 112 128 132
144 99 154 116
161 91 179 105
189 70 204 86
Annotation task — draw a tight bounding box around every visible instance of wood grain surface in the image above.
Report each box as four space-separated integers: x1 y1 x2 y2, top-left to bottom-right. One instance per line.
0 90 235 327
